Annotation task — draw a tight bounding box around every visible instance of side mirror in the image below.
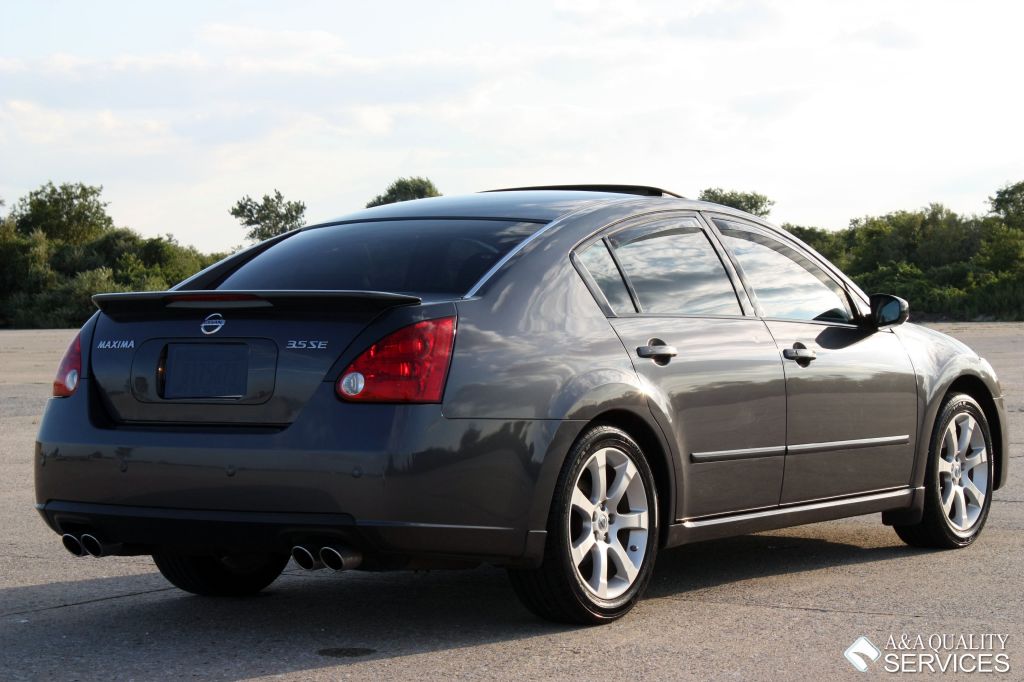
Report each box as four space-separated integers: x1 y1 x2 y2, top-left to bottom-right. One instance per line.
869 294 909 328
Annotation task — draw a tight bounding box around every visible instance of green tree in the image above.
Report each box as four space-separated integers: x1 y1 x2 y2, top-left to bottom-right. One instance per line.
782 223 849 270
914 204 981 271
974 223 1024 274
697 187 774 217
366 176 441 208
89 227 145 270
137 234 215 285
9 267 130 328
990 181 1024 230
230 189 306 242
12 182 114 244
0 199 13 245
846 213 915 273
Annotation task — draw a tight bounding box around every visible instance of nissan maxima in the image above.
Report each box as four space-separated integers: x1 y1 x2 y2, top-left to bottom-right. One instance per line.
35 185 1008 623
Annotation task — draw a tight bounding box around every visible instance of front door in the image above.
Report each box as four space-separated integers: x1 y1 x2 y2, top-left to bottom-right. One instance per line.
713 218 918 503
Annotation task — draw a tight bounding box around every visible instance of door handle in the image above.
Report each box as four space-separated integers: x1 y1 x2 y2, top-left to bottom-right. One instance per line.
637 345 678 360
782 346 816 362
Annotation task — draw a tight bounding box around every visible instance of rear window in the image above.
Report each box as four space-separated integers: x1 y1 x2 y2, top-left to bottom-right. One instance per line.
215 219 543 296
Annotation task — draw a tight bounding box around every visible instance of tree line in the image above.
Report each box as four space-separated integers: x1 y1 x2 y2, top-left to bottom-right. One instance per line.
0 177 1020 328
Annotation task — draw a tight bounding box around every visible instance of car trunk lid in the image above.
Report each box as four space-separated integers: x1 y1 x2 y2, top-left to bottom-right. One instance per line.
89 290 420 425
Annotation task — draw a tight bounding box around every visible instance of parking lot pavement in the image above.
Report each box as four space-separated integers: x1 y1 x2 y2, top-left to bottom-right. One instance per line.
1 324 1021 680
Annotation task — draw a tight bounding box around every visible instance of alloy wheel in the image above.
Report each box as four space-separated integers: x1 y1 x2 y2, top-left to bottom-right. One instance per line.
938 411 989 534
568 446 650 600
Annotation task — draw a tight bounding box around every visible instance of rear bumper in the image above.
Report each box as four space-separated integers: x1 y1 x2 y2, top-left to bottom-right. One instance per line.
38 500 547 567
35 380 583 565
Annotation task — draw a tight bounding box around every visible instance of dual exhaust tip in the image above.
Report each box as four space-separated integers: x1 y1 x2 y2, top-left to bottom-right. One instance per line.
291 544 362 572
61 533 120 558
62 533 360 570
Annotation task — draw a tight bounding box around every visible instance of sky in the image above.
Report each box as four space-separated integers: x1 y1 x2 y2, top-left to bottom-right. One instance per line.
1 0 1023 253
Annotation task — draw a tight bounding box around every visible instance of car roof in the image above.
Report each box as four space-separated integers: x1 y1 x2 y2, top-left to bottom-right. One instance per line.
314 188 869 309
319 189 736 225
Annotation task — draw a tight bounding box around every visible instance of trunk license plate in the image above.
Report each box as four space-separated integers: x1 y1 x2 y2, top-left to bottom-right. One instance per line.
162 344 249 399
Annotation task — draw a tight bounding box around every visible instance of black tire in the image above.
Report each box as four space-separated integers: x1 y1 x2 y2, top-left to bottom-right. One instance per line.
508 425 659 624
894 393 994 549
153 552 290 596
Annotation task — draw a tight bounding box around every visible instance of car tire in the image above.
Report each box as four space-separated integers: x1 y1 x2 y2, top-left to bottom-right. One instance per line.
508 425 659 624
894 393 994 549
153 552 290 596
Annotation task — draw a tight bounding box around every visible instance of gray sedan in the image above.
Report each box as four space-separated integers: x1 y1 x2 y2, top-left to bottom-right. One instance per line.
35 185 1008 623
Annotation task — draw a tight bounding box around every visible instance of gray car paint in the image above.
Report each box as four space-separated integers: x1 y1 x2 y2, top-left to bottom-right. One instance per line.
34 190 1009 568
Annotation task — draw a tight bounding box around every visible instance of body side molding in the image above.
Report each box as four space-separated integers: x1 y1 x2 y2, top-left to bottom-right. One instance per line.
690 444 786 463
787 434 910 454
690 435 910 463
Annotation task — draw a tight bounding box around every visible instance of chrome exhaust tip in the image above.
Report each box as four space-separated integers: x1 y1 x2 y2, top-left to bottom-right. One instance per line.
319 545 362 572
61 534 85 557
291 545 324 570
80 533 121 558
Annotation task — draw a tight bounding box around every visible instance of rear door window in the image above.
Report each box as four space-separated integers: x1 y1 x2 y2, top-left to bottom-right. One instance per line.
608 219 742 316
215 219 543 296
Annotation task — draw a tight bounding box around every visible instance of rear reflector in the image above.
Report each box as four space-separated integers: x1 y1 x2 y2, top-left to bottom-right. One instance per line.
53 332 82 398
337 317 456 403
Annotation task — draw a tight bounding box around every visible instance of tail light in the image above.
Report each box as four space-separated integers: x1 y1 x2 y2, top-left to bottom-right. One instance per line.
336 317 456 403
53 332 82 398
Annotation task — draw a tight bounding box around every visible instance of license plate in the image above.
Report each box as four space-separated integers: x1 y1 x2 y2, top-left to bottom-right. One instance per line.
162 344 249 399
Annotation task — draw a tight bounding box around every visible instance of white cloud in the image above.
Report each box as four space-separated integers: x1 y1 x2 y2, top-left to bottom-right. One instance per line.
198 24 348 53
2 100 177 151
841 21 919 50
1 0 1022 252
110 51 208 72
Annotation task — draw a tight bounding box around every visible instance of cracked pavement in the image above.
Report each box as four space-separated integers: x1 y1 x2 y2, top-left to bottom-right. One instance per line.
1 324 1021 680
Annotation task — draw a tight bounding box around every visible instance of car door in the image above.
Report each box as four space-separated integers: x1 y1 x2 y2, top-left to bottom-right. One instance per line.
574 214 788 519
711 217 918 503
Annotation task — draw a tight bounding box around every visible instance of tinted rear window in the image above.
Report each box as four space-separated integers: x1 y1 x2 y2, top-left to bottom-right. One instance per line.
609 221 741 316
215 219 543 296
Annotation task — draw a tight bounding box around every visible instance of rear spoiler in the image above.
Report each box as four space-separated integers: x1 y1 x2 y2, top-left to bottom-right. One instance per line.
92 290 422 318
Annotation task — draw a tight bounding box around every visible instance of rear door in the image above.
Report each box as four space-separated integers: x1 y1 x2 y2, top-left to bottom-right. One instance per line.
711 217 918 503
576 214 788 519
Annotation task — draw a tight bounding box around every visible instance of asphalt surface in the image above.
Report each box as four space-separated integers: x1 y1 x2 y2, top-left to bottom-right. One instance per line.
1 324 1021 680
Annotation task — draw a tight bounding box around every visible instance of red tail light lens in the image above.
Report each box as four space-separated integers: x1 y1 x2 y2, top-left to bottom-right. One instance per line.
336 317 456 403
53 332 82 398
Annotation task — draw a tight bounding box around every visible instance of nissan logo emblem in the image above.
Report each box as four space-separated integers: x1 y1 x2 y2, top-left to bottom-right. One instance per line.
200 313 225 335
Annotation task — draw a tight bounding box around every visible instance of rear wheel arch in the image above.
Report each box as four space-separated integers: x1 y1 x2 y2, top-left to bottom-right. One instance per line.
946 375 1004 490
